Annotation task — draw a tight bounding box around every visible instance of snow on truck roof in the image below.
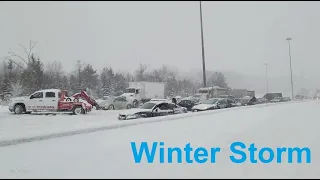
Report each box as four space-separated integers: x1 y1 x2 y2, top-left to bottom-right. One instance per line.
34 89 61 92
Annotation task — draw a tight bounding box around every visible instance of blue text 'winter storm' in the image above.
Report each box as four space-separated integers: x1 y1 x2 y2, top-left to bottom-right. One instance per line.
130 142 311 164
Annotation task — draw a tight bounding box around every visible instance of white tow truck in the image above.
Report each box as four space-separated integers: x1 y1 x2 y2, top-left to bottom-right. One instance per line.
8 89 93 115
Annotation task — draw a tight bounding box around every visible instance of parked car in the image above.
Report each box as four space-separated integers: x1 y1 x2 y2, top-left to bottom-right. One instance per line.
191 98 227 112
257 98 268 104
118 101 187 120
178 99 199 111
240 96 257 106
239 96 251 105
228 99 242 107
100 96 133 110
283 97 291 101
270 97 286 103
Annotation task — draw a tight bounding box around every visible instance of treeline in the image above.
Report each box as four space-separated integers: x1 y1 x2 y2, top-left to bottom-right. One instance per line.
0 41 229 100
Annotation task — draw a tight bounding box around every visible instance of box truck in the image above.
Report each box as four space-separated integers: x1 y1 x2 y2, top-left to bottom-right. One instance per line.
120 81 165 107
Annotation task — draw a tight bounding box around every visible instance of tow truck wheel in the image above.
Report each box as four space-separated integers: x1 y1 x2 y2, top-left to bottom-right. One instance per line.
108 105 115 110
73 106 84 115
14 104 25 114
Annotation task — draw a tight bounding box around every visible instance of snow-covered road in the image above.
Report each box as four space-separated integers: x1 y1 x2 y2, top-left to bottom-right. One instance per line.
0 101 302 143
0 100 319 178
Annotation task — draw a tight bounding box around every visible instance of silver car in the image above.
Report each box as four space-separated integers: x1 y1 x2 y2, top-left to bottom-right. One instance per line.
99 96 133 110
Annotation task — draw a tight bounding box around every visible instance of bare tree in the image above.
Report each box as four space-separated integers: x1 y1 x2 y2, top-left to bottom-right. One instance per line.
7 40 38 68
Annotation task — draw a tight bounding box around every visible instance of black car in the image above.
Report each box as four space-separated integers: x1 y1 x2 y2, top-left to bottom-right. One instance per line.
178 99 198 111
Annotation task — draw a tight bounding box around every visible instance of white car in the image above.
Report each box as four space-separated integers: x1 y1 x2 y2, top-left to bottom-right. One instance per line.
99 96 133 110
191 98 227 112
118 101 187 120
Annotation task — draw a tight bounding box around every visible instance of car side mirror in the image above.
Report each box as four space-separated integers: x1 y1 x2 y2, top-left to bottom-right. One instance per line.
30 96 34 99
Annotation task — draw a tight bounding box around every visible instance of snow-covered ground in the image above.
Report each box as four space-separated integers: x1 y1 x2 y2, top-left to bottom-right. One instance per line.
0 101 300 143
0 100 319 178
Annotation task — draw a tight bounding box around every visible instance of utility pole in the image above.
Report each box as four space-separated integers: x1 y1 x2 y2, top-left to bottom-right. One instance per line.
264 63 269 94
76 60 81 91
286 38 294 100
199 1 207 87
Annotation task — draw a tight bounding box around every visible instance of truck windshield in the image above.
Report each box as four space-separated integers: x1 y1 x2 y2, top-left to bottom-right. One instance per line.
125 88 136 93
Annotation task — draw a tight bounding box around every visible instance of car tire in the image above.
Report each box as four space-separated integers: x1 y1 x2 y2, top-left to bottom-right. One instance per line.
73 106 84 115
133 100 138 108
14 104 25 114
127 104 132 109
108 105 115 110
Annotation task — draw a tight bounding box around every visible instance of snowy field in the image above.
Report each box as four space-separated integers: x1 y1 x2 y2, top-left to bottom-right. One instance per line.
0 100 319 178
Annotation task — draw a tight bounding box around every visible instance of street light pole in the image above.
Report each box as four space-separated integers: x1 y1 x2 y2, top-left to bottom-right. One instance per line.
286 37 294 100
199 1 207 87
264 63 269 94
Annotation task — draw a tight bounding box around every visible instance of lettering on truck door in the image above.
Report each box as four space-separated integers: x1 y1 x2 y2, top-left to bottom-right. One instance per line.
45 91 58 111
27 92 44 111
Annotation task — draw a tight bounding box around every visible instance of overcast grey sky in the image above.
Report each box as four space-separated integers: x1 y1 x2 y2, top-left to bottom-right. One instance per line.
1 1 320 79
